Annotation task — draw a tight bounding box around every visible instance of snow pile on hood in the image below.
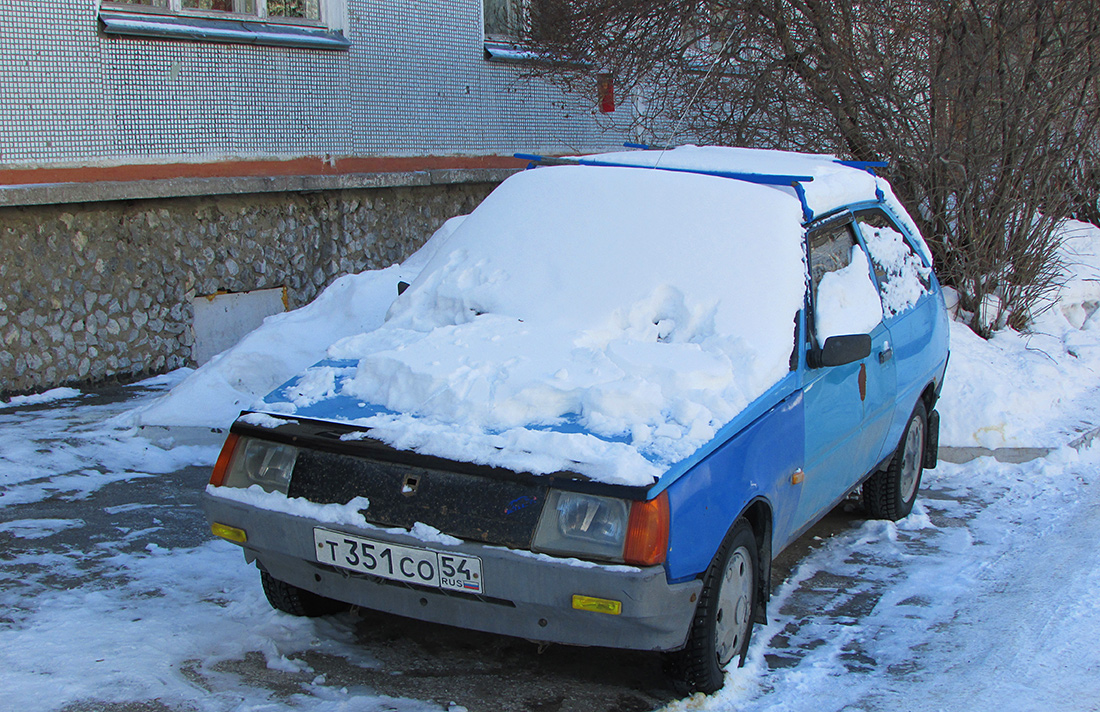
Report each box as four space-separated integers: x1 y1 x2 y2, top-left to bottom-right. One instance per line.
261 165 807 485
124 217 466 428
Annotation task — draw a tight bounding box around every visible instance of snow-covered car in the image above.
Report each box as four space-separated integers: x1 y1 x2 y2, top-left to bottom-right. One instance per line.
203 146 949 693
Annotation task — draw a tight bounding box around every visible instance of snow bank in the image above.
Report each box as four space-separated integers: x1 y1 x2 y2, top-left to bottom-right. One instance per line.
0 387 83 408
938 220 1100 447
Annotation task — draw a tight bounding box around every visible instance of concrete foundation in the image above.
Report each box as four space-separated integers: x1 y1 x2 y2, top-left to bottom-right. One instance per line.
0 172 503 396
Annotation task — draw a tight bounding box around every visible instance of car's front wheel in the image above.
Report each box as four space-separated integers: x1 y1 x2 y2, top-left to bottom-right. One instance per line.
260 570 350 617
863 400 927 521
668 519 758 694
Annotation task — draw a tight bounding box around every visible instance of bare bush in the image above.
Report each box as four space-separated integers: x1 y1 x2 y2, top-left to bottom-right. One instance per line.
522 0 1100 335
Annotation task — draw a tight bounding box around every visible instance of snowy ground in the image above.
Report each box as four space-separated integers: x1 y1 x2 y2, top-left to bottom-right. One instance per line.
3 219 1100 711
2 376 1098 712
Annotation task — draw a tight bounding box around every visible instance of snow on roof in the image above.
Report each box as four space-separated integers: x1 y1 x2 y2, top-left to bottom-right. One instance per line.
262 163 807 486
584 145 932 263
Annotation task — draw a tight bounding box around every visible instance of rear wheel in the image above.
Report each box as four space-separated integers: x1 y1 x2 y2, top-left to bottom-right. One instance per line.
668 519 758 694
260 570 349 617
863 400 927 521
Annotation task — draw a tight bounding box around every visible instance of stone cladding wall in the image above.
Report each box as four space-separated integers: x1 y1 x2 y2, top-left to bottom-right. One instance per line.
0 182 495 396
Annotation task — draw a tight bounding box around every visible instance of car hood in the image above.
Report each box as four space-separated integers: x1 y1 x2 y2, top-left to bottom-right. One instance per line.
253 165 807 487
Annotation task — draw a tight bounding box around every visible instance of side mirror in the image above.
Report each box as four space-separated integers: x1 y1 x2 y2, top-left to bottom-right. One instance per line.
810 334 871 368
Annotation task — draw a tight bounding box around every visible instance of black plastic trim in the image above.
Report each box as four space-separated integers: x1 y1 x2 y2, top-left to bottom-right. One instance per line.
230 412 653 500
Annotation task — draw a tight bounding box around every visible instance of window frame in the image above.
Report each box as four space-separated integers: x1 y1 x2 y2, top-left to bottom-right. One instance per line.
852 207 934 317
99 0 349 50
481 0 566 65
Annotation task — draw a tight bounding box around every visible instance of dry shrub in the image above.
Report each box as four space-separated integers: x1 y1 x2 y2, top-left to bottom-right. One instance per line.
522 0 1100 336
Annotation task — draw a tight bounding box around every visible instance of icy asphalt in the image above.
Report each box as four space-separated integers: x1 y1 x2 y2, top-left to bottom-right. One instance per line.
1 379 1098 712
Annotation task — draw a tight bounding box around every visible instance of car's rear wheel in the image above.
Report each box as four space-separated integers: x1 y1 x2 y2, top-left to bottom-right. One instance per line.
863 400 926 521
668 519 758 694
260 570 350 617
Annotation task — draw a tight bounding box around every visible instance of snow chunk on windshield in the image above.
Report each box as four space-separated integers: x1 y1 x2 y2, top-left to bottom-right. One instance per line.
270 165 807 486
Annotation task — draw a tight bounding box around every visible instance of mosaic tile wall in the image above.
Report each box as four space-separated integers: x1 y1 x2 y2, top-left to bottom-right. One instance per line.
0 0 628 164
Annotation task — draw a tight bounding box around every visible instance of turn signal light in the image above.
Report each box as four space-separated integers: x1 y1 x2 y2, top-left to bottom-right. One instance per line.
211 522 247 544
622 491 670 566
208 433 240 487
572 594 622 615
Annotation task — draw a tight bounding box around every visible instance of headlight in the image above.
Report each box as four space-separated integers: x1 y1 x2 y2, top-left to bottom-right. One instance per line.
220 437 298 494
532 491 630 561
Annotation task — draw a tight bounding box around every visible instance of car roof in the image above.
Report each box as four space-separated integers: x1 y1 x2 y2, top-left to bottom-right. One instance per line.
579 146 879 220
570 145 932 263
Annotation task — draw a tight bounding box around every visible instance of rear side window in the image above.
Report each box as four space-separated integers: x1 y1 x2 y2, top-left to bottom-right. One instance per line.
855 212 932 317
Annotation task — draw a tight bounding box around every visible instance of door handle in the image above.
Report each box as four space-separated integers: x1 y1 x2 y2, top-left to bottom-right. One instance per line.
879 347 894 364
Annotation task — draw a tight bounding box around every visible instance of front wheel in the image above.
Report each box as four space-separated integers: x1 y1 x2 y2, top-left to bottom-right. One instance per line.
668 519 758 694
863 400 927 521
260 570 350 617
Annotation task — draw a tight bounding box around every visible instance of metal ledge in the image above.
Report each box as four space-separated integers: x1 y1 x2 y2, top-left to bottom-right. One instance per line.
99 10 349 50
0 168 520 208
484 41 545 64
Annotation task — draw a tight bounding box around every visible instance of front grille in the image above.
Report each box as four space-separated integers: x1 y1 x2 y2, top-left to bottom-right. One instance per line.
288 447 548 549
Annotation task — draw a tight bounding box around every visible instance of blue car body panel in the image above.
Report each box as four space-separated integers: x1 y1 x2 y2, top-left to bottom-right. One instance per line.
658 200 950 580
664 387 804 582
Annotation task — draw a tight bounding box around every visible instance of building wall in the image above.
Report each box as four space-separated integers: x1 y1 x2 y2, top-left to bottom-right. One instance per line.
1 1 626 166
0 177 498 396
0 1 629 396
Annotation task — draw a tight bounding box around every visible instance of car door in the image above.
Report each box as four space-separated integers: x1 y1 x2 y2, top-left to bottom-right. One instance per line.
854 209 940 462
797 215 897 526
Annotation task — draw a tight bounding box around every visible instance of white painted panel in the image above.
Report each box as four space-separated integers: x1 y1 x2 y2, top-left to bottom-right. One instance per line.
192 287 287 365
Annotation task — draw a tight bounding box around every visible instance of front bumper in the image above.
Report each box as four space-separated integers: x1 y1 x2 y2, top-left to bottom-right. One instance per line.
203 490 701 652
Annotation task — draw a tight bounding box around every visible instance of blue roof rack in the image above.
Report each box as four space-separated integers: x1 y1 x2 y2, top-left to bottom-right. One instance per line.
831 160 889 203
833 159 889 172
515 152 818 222
623 141 675 151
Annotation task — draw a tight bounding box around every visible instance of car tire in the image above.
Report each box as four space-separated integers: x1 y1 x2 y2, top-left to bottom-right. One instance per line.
260 570 350 617
863 400 927 521
668 519 758 694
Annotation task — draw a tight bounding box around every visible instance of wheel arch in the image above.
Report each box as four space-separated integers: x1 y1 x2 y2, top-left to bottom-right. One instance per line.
738 497 773 623
920 381 938 414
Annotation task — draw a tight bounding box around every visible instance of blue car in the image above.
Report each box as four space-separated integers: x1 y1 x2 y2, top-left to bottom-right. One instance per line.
203 146 949 694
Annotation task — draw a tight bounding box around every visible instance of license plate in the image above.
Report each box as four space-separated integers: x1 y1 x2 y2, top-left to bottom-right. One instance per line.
313 528 484 594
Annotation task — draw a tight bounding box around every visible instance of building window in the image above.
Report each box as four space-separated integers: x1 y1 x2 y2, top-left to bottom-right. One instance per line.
484 0 524 40
100 0 347 49
105 0 322 23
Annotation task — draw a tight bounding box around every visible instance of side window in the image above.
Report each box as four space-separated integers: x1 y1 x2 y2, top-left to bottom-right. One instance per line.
809 223 884 343
809 224 856 299
855 211 932 318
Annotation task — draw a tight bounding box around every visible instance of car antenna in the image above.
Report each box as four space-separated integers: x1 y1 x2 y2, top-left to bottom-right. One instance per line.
652 21 739 168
